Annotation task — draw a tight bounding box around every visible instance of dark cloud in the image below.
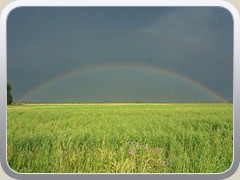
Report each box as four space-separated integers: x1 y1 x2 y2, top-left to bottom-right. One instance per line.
7 7 233 102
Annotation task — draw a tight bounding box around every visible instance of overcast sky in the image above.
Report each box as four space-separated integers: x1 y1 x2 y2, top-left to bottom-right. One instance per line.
7 7 233 102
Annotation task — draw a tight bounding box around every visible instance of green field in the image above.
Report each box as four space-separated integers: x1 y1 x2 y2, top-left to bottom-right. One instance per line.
7 103 233 173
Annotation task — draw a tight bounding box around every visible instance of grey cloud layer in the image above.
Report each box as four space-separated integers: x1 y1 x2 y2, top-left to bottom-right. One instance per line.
7 7 233 102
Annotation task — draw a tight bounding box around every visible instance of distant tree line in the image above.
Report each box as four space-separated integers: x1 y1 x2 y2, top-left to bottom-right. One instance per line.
7 82 13 105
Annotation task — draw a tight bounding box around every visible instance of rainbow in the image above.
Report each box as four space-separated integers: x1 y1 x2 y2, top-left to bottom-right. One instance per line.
16 62 228 102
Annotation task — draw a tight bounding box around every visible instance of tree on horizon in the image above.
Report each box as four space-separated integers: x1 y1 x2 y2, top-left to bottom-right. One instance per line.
7 82 13 105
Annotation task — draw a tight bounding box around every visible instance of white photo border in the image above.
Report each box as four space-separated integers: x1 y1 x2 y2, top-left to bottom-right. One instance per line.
0 0 239 179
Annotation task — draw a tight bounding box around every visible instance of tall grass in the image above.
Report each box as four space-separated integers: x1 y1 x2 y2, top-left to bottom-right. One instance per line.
7 103 233 173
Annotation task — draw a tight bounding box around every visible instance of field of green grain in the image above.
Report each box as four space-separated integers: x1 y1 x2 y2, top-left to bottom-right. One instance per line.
7 103 233 173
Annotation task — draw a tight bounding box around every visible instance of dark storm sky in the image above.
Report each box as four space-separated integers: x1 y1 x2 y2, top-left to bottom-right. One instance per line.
7 7 233 102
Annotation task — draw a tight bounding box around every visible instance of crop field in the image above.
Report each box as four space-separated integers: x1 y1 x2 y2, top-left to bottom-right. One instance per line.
7 103 233 173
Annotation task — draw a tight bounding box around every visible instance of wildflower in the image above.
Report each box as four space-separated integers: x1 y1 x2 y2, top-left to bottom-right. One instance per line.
128 148 136 156
155 147 162 153
162 158 171 166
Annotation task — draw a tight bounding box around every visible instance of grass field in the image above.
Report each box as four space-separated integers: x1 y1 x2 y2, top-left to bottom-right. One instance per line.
7 103 233 173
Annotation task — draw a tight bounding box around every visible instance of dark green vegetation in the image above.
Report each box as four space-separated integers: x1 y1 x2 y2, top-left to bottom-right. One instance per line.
7 103 233 173
7 82 13 105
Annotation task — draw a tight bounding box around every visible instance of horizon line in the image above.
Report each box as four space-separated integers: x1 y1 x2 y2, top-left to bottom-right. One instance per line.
8 101 233 104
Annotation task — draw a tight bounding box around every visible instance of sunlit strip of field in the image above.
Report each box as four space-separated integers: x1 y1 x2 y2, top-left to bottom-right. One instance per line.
7 103 233 173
